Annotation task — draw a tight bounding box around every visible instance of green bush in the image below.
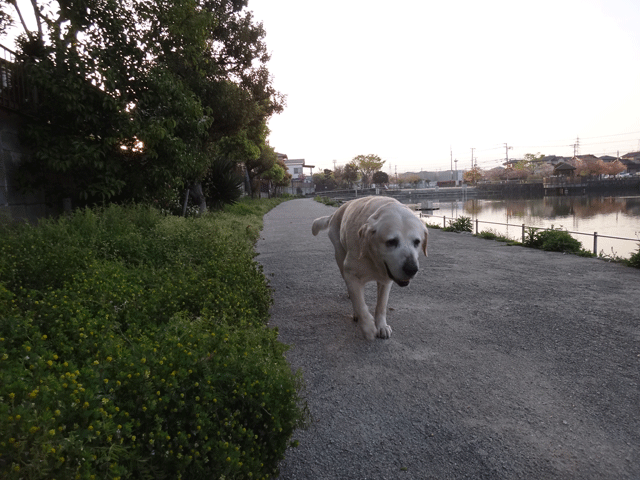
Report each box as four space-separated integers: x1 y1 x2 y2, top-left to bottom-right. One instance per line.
443 216 472 233
0 201 306 480
627 244 640 268
523 227 587 255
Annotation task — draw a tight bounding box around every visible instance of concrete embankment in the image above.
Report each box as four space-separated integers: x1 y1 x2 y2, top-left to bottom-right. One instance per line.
256 198 640 480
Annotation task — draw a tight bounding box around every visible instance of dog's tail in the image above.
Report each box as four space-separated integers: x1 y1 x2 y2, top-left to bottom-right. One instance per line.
312 215 332 236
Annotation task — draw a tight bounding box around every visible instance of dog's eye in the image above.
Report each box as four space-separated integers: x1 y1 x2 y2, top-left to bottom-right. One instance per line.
413 239 421 248
385 238 399 248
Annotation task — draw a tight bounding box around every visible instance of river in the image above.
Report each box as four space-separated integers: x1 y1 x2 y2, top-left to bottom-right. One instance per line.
422 195 640 259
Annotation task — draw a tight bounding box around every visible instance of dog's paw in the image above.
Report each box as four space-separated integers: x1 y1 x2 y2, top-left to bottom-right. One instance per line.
376 325 392 339
360 322 377 341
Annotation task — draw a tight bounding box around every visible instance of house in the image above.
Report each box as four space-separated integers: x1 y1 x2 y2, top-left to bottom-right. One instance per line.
277 153 316 195
281 156 315 180
553 162 576 176
620 152 640 175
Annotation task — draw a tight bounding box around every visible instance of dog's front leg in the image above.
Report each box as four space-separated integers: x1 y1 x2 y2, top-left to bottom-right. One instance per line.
344 275 377 340
374 282 393 339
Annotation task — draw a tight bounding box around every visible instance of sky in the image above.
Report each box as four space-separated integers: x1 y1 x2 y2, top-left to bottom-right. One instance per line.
3 1 639 175
248 0 640 174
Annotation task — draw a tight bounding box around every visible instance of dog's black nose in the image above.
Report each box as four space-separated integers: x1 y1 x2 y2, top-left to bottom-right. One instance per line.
402 259 418 278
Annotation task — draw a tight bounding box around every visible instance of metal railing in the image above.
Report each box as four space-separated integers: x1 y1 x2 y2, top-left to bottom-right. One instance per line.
422 213 639 256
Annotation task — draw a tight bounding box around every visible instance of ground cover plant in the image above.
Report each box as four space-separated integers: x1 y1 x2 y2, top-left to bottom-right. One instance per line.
0 199 307 479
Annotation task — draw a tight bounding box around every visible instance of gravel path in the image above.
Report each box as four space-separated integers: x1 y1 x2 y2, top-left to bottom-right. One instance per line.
255 198 640 480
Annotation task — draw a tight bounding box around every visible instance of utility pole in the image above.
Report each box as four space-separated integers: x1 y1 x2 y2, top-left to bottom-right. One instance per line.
573 136 580 157
333 159 337 170
454 159 458 186
450 147 453 180
471 148 475 170
504 143 512 165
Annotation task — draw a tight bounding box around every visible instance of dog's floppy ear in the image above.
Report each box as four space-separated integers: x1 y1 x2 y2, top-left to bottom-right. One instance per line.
358 213 380 259
422 226 429 256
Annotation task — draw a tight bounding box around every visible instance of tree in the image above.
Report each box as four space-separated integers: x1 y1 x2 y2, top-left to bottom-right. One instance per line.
261 158 290 197
4 0 283 208
604 160 625 176
312 169 337 191
245 142 276 198
372 171 389 185
342 163 359 188
352 154 385 188
464 166 482 184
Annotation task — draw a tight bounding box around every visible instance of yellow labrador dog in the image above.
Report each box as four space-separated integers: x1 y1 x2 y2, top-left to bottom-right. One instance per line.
312 196 428 340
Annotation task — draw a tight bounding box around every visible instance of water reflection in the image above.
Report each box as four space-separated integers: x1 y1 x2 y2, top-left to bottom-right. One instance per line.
426 195 640 259
469 196 640 221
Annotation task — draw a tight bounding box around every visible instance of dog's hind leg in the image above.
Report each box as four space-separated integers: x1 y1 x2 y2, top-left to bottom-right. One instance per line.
374 282 393 339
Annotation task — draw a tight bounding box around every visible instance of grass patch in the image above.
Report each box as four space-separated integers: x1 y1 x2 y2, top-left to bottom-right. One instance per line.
314 196 340 207
475 228 518 245
0 199 307 480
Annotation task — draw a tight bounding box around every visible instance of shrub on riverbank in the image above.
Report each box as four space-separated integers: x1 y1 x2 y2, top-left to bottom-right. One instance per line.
443 216 473 233
628 245 640 268
0 200 307 480
523 227 592 256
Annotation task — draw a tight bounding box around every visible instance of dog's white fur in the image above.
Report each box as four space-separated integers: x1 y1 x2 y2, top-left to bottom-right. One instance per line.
312 196 428 340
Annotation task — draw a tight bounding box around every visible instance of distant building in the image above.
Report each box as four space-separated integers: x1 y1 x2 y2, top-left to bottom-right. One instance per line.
620 152 640 175
281 156 315 180
277 153 316 195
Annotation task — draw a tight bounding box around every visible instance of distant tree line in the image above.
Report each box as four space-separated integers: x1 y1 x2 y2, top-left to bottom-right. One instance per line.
313 154 388 190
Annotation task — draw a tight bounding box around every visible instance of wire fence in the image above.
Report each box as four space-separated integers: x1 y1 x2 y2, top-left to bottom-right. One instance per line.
422 213 639 256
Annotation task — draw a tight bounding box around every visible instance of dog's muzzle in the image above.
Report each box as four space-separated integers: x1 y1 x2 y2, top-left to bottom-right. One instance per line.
385 260 417 287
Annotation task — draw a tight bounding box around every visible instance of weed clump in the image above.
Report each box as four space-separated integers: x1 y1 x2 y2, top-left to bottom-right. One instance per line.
443 216 473 233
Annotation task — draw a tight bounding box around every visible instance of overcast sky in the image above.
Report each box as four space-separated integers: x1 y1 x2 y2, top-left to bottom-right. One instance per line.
4 1 639 174
249 0 640 173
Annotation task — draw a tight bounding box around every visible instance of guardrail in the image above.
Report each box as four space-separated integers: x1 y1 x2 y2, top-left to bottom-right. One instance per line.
422 213 639 256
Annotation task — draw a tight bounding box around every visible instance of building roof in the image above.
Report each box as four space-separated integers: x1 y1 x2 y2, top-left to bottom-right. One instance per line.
284 158 315 169
621 151 640 160
553 162 576 172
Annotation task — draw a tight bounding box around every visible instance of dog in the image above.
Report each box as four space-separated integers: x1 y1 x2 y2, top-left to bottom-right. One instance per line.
312 196 428 340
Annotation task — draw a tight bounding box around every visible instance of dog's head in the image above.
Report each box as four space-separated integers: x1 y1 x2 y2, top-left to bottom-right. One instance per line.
358 207 428 287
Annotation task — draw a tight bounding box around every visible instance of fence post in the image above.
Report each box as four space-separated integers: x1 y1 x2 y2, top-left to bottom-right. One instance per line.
522 224 525 244
443 216 446 228
476 218 479 234
593 232 598 255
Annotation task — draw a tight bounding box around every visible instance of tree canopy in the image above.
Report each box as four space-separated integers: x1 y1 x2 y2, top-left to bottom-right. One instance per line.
2 0 283 207
352 154 385 188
